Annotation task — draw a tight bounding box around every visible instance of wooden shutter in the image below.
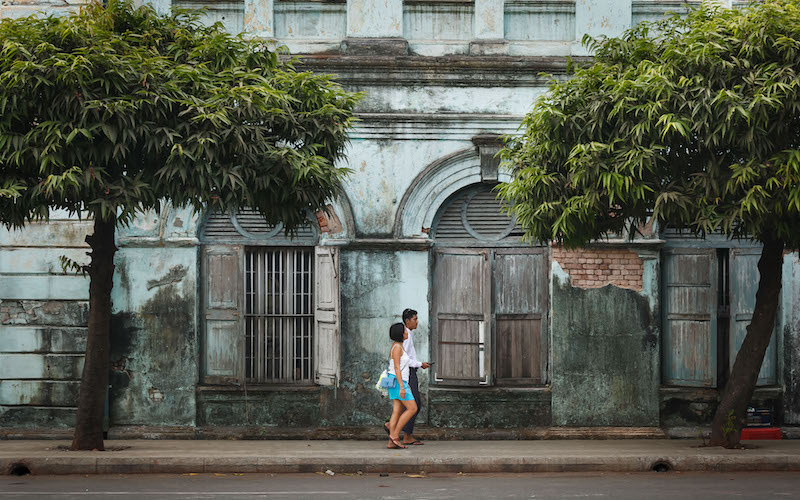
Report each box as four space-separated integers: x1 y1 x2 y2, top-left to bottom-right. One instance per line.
202 245 244 385
494 248 548 385
729 247 777 385
432 248 491 385
314 246 340 386
662 248 718 387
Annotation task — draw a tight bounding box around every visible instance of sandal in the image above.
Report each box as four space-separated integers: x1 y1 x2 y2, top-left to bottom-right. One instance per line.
404 440 424 445
383 423 391 436
390 438 407 449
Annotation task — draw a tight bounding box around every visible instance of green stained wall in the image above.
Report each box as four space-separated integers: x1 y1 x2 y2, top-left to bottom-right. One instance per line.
551 262 661 427
109 247 198 427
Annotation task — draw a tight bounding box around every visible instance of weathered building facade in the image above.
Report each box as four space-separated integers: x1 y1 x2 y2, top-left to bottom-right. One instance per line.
2 0 799 437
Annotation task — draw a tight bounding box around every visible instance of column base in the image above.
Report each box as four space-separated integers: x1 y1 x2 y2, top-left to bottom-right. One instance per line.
469 40 509 56
340 38 410 56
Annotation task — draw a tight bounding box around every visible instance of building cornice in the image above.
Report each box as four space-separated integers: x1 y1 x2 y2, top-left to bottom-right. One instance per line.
295 55 587 87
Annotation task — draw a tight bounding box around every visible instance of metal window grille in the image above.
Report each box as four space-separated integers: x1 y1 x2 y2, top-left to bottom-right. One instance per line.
245 248 314 383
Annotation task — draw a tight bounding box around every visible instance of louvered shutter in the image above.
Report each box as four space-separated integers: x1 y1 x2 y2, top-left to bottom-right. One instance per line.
662 248 718 387
494 248 549 384
434 185 523 244
314 246 340 386
432 248 492 385
729 247 777 385
202 245 244 385
202 209 318 244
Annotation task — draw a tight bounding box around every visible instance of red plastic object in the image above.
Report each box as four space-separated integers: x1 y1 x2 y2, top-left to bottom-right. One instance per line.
741 427 782 440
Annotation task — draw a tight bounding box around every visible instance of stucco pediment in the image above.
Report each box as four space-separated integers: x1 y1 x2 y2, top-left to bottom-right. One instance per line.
393 147 511 239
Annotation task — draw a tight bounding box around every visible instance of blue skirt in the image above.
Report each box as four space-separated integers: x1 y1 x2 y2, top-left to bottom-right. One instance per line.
387 375 414 401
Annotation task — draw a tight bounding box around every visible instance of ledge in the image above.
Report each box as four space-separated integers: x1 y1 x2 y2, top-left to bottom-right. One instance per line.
295 54 584 87
324 238 434 250
196 385 321 393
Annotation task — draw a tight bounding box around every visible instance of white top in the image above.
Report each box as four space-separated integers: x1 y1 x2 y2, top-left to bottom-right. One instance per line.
388 343 410 382
403 328 422 369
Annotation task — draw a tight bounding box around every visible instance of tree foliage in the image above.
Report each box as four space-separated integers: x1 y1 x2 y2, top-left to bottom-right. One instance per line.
500 0 800 250
0 0 360 227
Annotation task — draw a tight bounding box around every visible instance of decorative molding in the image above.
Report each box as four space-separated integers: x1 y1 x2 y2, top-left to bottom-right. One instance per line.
350 113 523 140
393 147 513 238
295 55 581 87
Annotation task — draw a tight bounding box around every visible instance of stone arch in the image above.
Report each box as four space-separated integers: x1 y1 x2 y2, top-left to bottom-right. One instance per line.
393 148 512 239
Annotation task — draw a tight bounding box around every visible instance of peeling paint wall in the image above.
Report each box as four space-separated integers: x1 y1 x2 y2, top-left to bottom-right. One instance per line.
0 213 91 428
551 261 661 426
782 252 800 425
110 247 198 427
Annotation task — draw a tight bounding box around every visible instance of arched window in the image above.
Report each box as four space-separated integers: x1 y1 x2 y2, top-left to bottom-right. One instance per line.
199 210 340 387
430 185 548 387
432 184 523 244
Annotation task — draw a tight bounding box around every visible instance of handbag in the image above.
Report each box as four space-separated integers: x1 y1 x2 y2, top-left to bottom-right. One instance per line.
375 369 397 393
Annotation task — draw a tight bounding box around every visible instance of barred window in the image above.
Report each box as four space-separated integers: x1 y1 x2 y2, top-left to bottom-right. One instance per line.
245 248 314 383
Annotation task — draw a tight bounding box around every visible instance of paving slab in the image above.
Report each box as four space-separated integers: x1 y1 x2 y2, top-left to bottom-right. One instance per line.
2 439 800 475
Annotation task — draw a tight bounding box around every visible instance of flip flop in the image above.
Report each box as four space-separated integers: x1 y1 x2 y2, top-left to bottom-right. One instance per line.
405 440 424 445
390 438 407 449
383 423 391 436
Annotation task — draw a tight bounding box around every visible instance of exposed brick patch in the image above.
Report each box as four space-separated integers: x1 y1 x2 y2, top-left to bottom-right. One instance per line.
552 246 644 291
315 204 343 234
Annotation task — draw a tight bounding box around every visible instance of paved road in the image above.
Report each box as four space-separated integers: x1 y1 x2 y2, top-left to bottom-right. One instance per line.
1 472 799 499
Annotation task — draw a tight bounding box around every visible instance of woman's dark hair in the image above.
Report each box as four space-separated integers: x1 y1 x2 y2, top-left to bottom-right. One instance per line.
389 322 405 342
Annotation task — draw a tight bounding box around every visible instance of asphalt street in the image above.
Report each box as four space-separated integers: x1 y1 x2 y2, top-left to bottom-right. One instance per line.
1 472 799 499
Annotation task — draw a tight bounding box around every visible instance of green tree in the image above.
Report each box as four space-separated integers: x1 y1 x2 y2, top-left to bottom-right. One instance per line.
0 1 359 450
499 0 800 447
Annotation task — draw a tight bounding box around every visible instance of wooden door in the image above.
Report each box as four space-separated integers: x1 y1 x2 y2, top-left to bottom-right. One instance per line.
494 248 548 384
202 245 244 385
729 247 777 385
662 248 718 387
432 248 491 385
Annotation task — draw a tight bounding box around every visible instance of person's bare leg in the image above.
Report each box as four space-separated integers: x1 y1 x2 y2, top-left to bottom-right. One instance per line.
388 400 405 448
393 400 418 439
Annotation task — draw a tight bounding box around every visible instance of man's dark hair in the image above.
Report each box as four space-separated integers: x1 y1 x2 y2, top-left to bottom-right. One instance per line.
389 322 405 342
402 308 417 323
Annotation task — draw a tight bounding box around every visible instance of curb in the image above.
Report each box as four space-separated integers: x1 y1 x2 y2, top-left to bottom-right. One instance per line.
4 455 800 475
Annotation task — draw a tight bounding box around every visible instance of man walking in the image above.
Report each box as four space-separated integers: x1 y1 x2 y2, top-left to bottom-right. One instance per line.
401 308 429 445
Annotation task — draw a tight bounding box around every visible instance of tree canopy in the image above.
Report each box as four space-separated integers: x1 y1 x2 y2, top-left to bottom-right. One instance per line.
499 0 800 250
0 0 360 450
0 0 360 228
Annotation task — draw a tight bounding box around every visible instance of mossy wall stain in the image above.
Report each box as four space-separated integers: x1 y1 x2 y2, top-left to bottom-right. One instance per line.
110 261 197 427
551 276 660 427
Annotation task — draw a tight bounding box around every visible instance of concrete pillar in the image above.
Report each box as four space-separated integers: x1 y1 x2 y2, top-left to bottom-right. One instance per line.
346 0 403 38
474 0 505 40
244 0 274 38
342 0 407 55
575 0 632 41
135 0 171 16
470 0 507 55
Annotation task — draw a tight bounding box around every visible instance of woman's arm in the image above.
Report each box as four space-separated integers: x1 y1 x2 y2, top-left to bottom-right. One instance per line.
391 345 406 397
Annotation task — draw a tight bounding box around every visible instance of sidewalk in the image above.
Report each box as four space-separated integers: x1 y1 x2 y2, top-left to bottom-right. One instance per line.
2 439 800 475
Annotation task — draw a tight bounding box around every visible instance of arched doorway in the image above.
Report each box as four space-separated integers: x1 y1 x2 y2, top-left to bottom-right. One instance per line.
430 184 549 387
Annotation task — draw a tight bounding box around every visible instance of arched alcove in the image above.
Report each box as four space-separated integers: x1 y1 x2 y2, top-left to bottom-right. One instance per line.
393 148 513 239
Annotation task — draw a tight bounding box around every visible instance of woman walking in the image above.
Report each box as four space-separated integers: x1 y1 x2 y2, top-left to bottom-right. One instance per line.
385 322 417 449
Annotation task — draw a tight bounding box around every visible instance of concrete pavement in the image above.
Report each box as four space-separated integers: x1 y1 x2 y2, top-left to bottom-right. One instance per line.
2 439 800 475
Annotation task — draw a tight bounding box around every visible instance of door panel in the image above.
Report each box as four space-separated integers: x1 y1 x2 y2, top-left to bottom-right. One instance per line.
494 249 548 384
729 247 777 385
432 249 491 385
662 249 717 387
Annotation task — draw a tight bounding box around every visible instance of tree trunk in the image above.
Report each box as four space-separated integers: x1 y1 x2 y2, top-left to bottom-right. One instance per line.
71 218 117 451
709 236 784 448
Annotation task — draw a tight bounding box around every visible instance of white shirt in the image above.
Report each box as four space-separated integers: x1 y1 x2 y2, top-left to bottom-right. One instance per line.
403 327 422 369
